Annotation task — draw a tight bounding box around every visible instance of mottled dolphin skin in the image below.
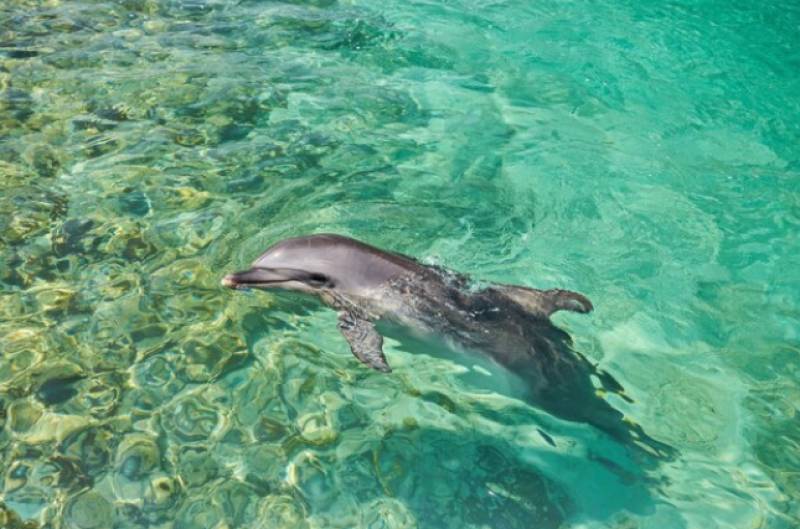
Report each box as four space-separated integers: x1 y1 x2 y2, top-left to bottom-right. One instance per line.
223 233 673 458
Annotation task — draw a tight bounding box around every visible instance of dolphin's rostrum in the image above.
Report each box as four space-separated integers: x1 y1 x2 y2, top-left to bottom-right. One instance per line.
223 233 673 458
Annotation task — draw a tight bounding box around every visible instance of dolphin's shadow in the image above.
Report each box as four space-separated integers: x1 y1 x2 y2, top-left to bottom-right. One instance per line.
332 421 684 529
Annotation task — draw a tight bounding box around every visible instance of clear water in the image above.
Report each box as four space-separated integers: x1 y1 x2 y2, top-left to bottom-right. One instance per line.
1 0 799 527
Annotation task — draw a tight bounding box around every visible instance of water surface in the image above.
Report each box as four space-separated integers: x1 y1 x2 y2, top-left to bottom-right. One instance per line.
1 0 799 528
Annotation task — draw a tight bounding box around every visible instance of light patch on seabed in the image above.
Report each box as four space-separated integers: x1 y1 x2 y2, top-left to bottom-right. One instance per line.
597 313 788 528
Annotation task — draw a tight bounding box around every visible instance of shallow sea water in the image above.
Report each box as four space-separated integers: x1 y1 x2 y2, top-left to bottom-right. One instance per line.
1 0 799 528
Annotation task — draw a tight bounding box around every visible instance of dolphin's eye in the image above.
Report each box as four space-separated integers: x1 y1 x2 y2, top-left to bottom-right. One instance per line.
307 273 329 286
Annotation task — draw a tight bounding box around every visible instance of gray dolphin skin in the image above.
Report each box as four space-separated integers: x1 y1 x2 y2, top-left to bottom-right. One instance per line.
223 233 673 458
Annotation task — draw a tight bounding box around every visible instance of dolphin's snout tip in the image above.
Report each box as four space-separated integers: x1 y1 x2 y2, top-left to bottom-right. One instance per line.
221 274 237 288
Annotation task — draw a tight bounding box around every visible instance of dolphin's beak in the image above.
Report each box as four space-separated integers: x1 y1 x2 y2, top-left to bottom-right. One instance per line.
221 268 292 289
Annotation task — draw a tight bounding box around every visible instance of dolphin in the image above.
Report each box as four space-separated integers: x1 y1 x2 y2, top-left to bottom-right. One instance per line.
222 233 673 458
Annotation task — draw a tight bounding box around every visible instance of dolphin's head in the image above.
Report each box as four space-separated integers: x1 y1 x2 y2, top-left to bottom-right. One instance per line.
221 234 411 295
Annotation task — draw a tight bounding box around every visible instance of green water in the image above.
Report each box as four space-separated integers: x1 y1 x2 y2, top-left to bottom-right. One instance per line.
1 0 799 527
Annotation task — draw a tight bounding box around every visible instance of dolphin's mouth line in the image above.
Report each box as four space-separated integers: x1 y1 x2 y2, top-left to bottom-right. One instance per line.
222 278 288 289
221 268 291 289
221 267 328 289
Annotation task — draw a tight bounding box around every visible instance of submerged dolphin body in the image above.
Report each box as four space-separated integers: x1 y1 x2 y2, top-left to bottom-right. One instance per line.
223 233 672 457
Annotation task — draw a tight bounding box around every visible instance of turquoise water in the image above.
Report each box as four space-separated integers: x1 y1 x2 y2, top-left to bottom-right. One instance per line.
1 0 799 527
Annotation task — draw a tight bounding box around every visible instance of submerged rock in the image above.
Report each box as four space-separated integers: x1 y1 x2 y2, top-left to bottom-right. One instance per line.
253 415 290 443
212 480 260 527
115 433 161 481
0 88 34 123
72 372 124 419
360 498 418 529
0 187 68 245
296 412 338 447
180 334 249 383
0 499 40 529
36 375 84 406
23 412 94 444
175 497 224 529
177 447 218 488
254 494 309 529
52 218 95 257
162 392 225 443
65 491 113 529
60 426 115 479
117 189 151 217
24 144 61 178
91 103 130 122
7 400 44 434
142 474 181 522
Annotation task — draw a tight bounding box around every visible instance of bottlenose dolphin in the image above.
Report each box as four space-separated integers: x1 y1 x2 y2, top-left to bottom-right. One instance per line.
223 234 673 458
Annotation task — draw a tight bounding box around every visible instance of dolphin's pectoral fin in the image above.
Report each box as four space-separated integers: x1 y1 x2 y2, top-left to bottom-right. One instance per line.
337 312 391 373
495 285 593 317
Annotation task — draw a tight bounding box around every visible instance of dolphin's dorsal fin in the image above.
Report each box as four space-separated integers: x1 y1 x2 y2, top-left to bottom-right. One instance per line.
337 312 391 373
494 285 593 318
